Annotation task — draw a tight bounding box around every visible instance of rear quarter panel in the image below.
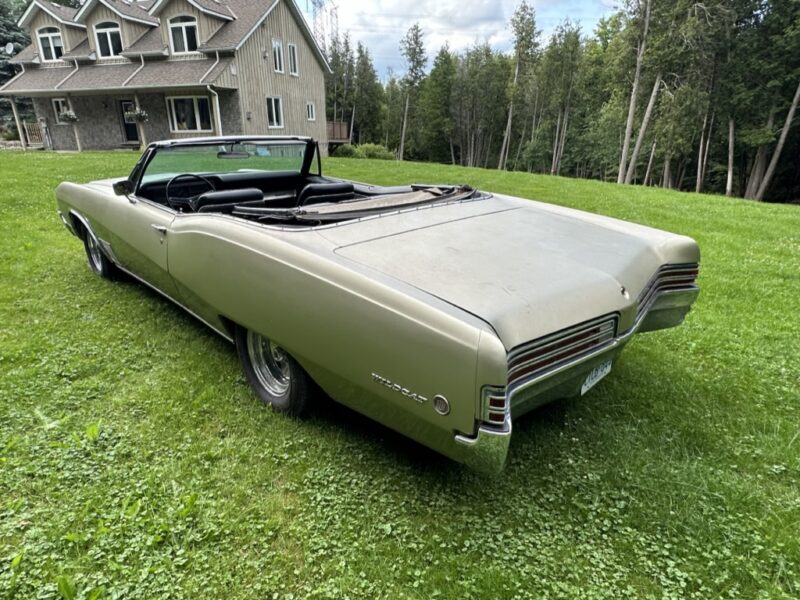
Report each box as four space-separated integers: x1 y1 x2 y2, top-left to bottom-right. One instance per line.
166 215 493 451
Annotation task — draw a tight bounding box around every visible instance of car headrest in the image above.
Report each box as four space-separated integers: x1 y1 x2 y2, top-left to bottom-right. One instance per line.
191 188 264 212
297 182 355 207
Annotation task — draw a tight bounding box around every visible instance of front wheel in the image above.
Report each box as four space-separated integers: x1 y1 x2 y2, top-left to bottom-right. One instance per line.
235 328 313 417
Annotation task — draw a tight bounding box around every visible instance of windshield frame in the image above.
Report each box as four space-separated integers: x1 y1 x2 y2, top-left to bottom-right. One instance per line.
131 137 317 194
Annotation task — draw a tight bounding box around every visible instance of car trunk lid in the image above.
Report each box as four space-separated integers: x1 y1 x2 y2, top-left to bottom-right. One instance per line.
326 199 669 349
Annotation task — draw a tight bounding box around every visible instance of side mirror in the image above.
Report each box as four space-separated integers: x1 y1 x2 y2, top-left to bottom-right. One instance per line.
113 179 132 196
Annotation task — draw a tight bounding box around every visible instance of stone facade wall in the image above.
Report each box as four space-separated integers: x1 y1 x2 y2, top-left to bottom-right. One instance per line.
30 90 244 150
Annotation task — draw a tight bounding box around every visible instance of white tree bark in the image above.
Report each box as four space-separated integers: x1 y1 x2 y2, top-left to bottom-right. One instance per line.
617 0 652 184
624 74 660 184
755 79 800 201
398 94 409 161
726 118 735 197
644 140 657 185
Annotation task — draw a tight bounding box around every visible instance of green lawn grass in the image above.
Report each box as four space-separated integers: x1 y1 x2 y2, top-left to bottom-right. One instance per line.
0 151 798 599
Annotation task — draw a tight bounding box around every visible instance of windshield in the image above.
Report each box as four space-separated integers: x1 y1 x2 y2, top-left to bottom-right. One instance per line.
141 141 308 184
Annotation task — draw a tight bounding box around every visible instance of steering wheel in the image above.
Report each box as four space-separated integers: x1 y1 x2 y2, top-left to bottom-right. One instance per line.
165 173 216 211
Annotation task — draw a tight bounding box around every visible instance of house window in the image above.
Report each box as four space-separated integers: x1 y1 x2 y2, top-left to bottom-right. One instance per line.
306 102 315 122
266 96 283 128
288 44 298 76
38 27 63 62
166 96 212 132
52 98 69 124
169 16 198 54
95 21 123 58
272 39 283 73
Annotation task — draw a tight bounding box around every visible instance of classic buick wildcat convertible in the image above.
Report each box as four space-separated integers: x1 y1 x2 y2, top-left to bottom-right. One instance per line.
55 136 700 472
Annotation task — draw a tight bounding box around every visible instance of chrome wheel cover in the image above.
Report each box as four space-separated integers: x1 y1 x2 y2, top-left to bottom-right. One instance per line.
86 233 104 272
246 331 291 396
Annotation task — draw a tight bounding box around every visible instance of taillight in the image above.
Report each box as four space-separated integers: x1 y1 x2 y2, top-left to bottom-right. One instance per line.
482 386 508 428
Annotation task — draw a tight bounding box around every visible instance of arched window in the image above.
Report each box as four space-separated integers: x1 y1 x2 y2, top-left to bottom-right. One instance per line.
95 21 123 58
37 27 63 62
169 16 198 54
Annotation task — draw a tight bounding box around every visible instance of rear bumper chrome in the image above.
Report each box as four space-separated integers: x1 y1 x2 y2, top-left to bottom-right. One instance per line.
453 286 699 474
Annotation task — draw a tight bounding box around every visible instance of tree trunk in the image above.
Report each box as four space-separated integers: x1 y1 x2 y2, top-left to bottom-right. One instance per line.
695 110 709 193
644 140 657 186
745 109 774 198
399 94 409 161
550 109 562 175
555 107 570 175
499 54 521 170
512 122 527 171
755 79 800 201
450 138 456 165
624 74 660 184
662 155 672 189
617 0 652 184
726 118 735 196
701 112 714 191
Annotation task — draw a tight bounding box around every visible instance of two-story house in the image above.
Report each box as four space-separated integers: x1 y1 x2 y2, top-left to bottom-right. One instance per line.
0 0 330 152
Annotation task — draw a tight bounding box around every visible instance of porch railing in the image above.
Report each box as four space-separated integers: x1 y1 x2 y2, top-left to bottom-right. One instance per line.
327 121 349 143
23 122 44 147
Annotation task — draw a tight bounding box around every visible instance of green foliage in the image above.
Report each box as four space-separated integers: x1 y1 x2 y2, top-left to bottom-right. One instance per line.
331 144 364 158
331 144 393 160
0 152 799 597
358 143 394 160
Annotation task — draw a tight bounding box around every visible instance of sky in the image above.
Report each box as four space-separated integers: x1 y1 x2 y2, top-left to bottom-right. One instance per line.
299 0 620 80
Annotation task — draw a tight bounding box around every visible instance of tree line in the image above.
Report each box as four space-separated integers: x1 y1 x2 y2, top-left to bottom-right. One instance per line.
326 0 800 203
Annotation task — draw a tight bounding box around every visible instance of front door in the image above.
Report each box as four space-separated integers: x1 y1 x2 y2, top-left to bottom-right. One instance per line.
120 100 139 143
102 196 180 300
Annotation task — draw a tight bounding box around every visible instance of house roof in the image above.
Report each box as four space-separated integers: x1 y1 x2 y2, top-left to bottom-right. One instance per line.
4 0 330 94
0 57 236 94
61 38 96 61
75 0 159 26
0 65 75 93
126 57 234 88
149 0 235 21
8 43 39 65
17 0 85 29
121 26 168 57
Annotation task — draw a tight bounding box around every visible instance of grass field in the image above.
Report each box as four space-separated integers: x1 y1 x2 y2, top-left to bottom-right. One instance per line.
0 151 798 599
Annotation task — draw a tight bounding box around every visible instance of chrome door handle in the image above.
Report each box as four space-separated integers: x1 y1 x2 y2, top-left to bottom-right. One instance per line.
151 224 167 235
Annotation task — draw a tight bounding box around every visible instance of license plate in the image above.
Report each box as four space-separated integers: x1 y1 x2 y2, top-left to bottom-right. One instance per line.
581 360 612 395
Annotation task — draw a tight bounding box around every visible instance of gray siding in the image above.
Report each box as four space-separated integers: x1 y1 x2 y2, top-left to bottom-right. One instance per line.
83 5 150 56
157 0 226 53
235 0 327 148
29 12 85 58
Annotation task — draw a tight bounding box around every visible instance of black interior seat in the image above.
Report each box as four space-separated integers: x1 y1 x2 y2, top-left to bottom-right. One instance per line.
191 188 264 212
296 182 355 207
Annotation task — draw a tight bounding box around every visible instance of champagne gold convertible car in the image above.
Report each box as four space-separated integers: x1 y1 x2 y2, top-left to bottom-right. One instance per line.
55 136 700 472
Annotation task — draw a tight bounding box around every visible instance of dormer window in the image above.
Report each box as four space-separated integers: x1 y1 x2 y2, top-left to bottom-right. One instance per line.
38 27 63 62
95 22 123 58
169 16 198 54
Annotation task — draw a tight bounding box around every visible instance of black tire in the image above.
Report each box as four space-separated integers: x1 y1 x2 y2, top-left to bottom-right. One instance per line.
235 327 313 417
82 226 120 280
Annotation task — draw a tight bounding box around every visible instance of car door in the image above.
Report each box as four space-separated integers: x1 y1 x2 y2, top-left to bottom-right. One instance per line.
102 194 180 300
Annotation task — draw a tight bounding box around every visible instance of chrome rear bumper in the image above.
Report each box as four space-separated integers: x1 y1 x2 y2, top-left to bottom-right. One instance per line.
453 286 700 473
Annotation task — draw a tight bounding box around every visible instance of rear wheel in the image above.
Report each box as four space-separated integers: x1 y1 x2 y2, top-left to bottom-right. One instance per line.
82 227 119 280
235 327 313 417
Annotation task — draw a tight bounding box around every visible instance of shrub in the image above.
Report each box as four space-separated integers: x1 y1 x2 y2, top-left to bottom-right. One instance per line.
359 143 395 160
332 144 364 159
1 128 19 141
